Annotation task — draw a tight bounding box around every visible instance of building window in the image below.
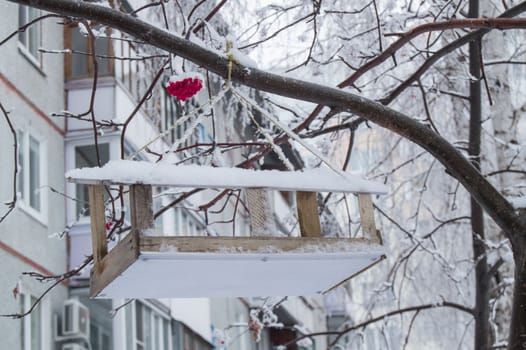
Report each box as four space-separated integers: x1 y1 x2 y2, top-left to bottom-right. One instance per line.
127 301 172 350
172 320 212 350
173 208 205 236
91 320 112 350
19 294 42 350
18 5 41 64
75 143 110 219
182 324 210 350
66 24 113 80
18 131 45 220
74 143 110 218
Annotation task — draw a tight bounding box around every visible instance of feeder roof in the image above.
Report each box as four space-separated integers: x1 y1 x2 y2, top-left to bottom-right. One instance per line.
66 160 387 194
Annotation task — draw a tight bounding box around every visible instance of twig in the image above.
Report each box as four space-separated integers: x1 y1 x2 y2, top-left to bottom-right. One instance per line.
0 14 62 47
328 301 474 347
0 101 17 223
1 256 93 319
192 0 228 34
372 0 383 51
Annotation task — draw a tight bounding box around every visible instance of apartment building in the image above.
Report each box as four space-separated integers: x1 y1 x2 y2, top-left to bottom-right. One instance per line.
0 2 335 350
0 2 68 350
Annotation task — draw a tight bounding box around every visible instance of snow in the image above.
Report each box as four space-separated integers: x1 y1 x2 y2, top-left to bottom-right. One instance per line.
167 72 205 85
95 250 385 298
186 22 258 68
509 196 526 209
229 47 258 68
66 160 388 194
293 324 311 335
77 21 105 37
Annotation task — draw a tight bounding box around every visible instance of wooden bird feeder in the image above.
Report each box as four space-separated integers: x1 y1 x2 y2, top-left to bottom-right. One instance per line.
67 161 387 298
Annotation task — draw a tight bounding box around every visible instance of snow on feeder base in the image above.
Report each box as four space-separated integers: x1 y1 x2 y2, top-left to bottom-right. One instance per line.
67 161 387 298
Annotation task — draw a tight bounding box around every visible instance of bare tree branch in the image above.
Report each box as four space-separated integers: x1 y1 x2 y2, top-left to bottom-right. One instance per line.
281 301 474 349
0 101 17 223
10 0 522 242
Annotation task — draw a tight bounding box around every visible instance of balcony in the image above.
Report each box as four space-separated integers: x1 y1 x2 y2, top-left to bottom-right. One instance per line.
64 23 169 277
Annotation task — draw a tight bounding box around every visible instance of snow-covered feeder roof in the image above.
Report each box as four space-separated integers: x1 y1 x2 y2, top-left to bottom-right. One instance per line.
66 160 387 194
93 236 385 298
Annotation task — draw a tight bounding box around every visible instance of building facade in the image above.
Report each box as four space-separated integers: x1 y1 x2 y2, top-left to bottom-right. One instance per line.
0 2 68 350
0 2 335 350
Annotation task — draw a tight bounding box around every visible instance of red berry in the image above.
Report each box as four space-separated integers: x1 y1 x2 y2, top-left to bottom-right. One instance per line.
166 76 203 101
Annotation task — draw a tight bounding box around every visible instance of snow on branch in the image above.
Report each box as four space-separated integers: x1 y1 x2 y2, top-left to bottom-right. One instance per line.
66 160 388 194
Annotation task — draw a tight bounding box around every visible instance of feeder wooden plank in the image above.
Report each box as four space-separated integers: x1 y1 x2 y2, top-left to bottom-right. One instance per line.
138 236 377 253
358 194 381 243
91 236 385 298
129 184 154 233
88 185 108 263
296 191 321 237
245 188 276 235
90 231 139 298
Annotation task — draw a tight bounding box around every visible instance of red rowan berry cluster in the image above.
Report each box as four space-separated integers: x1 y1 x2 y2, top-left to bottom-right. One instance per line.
166 77 203 101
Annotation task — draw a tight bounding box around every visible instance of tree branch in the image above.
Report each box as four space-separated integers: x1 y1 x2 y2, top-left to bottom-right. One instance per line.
282 301 474 348
329 301 474 346
7 0 526 245
381 2 526 104
0 101 17 223
338 3 526 90
385 18 526 38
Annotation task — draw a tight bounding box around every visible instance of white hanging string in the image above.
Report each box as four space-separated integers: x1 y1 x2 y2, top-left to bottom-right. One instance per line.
131 46 344 178
168 110 206 153
240 98 295 171
127 86 230 160
230 88 345 177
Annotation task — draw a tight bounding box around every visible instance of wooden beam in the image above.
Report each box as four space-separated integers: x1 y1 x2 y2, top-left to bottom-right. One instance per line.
88 185 108 263
246 188 276 236
94 235 385 299
139 236 380 253
296 191 321 237
358 194 381 243
90 231 139 298
129 184 154 235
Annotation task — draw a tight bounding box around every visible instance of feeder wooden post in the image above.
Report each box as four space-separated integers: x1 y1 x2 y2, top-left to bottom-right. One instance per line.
246 188 277 236
88 184 108 263
129 184 154 235
358 194 381 244
296 191 321 237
